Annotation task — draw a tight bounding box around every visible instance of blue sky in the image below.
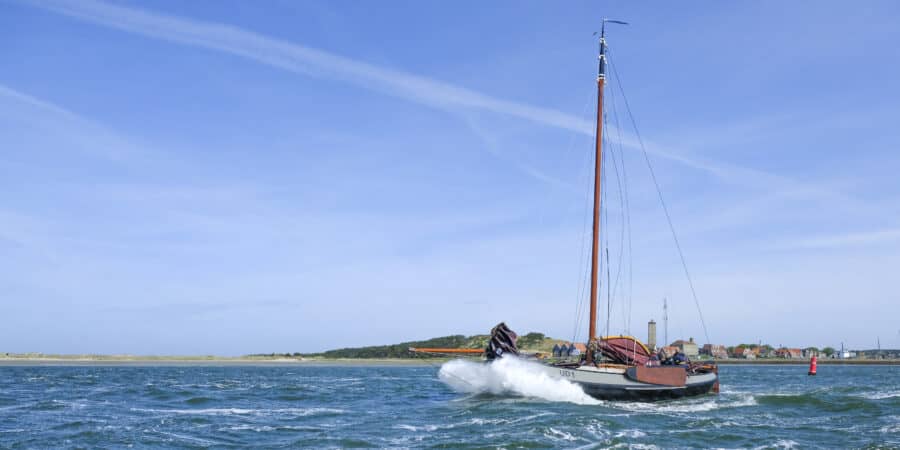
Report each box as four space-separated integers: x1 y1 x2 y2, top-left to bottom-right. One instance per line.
2 0 900 355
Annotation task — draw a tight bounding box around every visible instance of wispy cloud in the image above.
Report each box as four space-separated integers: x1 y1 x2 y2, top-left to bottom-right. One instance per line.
772 228 900 250
460 114 579 190
27 0 592 133
0 84 80 119
0 83 143 161
9 2 886 250
24 0 774 186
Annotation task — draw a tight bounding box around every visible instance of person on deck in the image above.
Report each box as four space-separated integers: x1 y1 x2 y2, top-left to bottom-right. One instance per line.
673 350 688 365
658 349 673 365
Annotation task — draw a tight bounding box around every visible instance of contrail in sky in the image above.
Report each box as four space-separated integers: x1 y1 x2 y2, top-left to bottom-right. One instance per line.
22 0 811 191
26 0 593 135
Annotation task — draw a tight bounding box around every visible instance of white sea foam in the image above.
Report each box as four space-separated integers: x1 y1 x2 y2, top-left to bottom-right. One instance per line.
131 407 345 417
396 412 556 435
221 425 275 432
605 444 659 449
614 393 757 414
858 390 900 400
614 429 647 439
156 431 221 446
545 427 580 441
752 439 799 449
583 420 611 440
438 357 602 405
395 424 439 432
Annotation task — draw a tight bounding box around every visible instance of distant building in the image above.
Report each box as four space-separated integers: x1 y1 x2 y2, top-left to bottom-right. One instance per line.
857 349 900 359
776 348 803 359
732 347 755 359
701 344 728 359
569 343 587 357
656 346 678 360
671 338 699 358
552 342 587 358
552 343 566 358
648 320 657 351
650 345 672 362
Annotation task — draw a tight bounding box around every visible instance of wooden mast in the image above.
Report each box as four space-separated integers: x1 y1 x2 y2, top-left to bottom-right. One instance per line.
587 21 617 365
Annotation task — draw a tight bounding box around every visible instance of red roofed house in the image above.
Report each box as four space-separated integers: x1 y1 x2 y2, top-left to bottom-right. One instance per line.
701 344 728 359
570 343 587 357
776 348 803 359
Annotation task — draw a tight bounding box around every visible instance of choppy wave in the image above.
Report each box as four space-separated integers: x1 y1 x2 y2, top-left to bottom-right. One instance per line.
756 392 879 412
856 389 900 400
751 439 800 449
613 393 757 414
131 406 345 416
394 412 557 433
2 364 899 448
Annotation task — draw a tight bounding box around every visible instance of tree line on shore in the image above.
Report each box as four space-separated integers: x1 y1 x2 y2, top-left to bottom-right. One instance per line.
251 335 847 359
248 332 554 359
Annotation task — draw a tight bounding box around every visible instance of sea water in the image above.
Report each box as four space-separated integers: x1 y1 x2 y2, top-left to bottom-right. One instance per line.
1 361 898 448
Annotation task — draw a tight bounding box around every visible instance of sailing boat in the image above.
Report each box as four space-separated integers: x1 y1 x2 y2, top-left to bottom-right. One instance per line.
413 21 719 401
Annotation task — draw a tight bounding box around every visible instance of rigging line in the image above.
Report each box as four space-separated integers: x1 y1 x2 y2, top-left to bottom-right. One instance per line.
571 149 593 345
558 82 595 344
607 61 635 336
572 87 599 344
607 138 616 340
568 88 598 344
602 130 612 339
540 83 596 228
605 247 612 339
605 107 627 310
602 95 628 338
602 99 627 335
610 89 634 334
621 105 635 337
573 92 600 340
606 83 626 333
608 55 713 347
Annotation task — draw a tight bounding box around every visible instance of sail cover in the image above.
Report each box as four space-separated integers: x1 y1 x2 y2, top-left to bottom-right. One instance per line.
485 322 518 360
599 336 652 366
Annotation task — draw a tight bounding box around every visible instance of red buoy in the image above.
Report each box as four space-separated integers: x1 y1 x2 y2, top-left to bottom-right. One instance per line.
808 355 817 376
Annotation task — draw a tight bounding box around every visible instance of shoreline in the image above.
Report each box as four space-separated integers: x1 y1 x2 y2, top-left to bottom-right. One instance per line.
0 355 453 366
714 359 900 365
3 354 900 366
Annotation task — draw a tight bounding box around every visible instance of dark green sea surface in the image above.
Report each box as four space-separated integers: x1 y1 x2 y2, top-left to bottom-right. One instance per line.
1 363 898 448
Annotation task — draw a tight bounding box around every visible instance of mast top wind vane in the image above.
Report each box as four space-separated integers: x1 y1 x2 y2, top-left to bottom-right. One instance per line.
587 20 628 362
595 19 628 79
600 19 629 38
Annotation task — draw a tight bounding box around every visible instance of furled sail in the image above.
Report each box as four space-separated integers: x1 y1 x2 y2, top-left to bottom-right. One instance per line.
597 336 652 366
485 322 518 360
